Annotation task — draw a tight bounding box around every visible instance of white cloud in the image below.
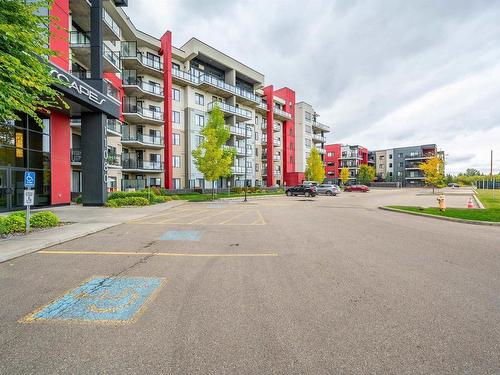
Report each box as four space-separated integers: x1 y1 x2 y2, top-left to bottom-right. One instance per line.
126 0 500 174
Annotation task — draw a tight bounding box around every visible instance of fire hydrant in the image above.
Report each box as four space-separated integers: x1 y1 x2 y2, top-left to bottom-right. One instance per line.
437 194 446 212
467 197 474 209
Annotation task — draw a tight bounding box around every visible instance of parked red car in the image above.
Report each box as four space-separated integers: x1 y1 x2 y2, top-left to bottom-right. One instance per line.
344 185 370 192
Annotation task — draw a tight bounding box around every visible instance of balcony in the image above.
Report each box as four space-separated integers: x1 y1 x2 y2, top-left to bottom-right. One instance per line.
317 147 326 155
121 159 164 172
102 7 121 41
207 102 252 122
69 30 90 47
121 134 164 149
312 133 326 143
229 125 252 138
121 179 146 191
273 123 281 132
405 153 436 160
231 166 245 174
256 100 268 114
122 78 164 101
274 139 281 147
70 148 81 165
103 44 121 73
121 42 163 78
106 119 122 136
339 153 362 160
107 153 121 168
69 32 120 74
123 104 164 125
172 68 199 86
198 74 260 106
312 121 330 132
273 107 292 121
273 155 281 161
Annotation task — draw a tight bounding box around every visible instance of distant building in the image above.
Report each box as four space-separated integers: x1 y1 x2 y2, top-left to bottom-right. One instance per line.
324 144 368 182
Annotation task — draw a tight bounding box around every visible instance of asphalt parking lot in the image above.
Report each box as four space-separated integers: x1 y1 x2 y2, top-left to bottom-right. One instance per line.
1 190 500 374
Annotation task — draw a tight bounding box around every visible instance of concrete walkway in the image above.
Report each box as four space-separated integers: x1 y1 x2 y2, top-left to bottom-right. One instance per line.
0 200 186 263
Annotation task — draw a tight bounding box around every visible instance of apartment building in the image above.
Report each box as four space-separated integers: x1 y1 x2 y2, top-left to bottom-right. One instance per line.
294 102 330 174
324 144 368 182
0 0 325 211
372 144 444 186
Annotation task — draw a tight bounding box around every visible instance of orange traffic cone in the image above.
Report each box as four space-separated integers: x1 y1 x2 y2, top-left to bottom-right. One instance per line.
467 197 474 209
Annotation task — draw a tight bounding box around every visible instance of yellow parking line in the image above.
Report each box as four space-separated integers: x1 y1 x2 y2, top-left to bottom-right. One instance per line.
38 250 278 257
158 209 211 223
218 211 249 224
187 209 234 224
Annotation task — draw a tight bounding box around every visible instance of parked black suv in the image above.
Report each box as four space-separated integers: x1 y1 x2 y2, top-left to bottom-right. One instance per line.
285 185 317 197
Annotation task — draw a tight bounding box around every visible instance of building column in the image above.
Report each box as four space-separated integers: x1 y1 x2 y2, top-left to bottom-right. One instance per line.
160 31 173 189
263 85 274 187
81 113 108 205
50 112 71 205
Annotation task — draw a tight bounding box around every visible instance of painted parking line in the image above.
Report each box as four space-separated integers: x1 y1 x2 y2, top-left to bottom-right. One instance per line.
20 276 166 324
38 250 279 257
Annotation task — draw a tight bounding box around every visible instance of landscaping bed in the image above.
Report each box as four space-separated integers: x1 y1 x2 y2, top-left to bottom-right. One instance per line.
0 211 66 237
386 205 500 223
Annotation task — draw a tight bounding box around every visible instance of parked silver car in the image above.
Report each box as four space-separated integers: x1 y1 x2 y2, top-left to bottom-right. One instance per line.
316 184 341 196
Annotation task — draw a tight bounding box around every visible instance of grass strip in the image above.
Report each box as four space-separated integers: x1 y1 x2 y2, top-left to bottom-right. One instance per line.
387 206 500 222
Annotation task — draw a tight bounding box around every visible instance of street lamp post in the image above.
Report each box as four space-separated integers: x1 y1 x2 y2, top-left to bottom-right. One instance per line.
244 123 248 202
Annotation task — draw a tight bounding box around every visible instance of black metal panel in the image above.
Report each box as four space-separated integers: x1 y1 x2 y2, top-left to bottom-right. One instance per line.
114 0 128 6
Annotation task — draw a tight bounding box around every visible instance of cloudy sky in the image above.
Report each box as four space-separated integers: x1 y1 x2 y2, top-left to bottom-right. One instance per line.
127 0 500 174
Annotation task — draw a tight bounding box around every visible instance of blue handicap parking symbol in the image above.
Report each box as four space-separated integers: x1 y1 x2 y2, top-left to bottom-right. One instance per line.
22 276 165 323
160 230 201 241
24 171 35 188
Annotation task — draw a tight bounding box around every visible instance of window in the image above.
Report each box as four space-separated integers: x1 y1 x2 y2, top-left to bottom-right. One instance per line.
173 155 181 168
255 163 259 172
173 111 180 123
398 153 403 158
389 163 392 168
255 148 258 157
389 154 393 159
305 139 311 147
172 88 180 101
397 171 402 177
195 114 204 127
327 152 334 157
305 125 312 134
399 162 403 167
255 131 259 141
173 178 181 189
195 93 204 105
195 135 203 146
173 133 180 145
379 164 384 169
172 62 180 70
305 111 312 121
379 155 384 160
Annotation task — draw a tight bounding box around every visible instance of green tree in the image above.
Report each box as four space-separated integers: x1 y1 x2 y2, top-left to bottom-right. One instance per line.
357 164 376 185
192 104 235 199
305 147 325 182
419 156 445 194
0 0 66 127
340 167 350 186
464 168 481 177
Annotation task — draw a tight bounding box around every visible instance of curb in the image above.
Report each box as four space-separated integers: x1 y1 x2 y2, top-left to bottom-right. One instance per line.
379 206 500 226
0 200 187 264
472 194 485 209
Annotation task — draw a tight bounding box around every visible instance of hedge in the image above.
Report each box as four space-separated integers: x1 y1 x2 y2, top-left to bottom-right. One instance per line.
104 197 150 207
0 211 60 235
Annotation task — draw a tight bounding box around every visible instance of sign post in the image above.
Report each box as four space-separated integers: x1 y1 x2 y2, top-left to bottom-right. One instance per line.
24 171 35 233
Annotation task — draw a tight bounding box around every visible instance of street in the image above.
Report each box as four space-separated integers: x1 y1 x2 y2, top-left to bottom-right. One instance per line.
1 190 500 374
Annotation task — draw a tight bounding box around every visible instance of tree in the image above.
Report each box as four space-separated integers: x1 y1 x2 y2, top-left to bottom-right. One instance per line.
192 104 235 199
0 0 66 127
464 168 481 177
357 164 376 185
419 156 445 194
340 167 350 186
305 147 325 182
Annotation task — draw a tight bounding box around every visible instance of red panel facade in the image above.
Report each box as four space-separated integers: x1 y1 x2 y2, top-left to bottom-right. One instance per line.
273 87 296 187
359 146 368 165
325 144 341 178
49 0 70 70
263 85 274 187
50 111 71 205
160 31 173 189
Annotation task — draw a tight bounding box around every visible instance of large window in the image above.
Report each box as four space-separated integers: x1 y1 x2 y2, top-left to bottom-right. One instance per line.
195 114 204 127
195 93 204 105
173 133 180 146
173 155 181 168
172 88 180 101
173 178 181 189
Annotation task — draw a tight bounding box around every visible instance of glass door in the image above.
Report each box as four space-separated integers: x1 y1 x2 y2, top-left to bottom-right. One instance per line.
0 168 10 211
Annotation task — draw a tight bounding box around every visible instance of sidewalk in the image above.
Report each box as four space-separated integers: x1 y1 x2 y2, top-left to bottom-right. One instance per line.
0 200 186 263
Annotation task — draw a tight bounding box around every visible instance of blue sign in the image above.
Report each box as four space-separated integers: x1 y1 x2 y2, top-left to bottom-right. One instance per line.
24 171 35 189
21 276 166 323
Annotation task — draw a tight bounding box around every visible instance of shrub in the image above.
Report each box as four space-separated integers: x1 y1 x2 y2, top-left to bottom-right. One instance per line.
0 215 25 234
169 195 180 200
30 211 59 228
75 196 82 204
152 195 172 204
105 197 150 207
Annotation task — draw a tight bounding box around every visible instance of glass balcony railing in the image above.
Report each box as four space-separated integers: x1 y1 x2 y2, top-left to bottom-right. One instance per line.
121 43 163 72
312 121 330 132
199 74 259 103
69 31 90 46
273 123 281 132
121 133 164 146
106 119 122 134
207 102 252 119
71 148 81 163
231 166 245 174
312 133 326 142
172 68 200 84
122 78 163 96
273 107 292 120
121 159 164 171
121 179 146 190
103 44 121 70
123 104 164 121
102 8 121 37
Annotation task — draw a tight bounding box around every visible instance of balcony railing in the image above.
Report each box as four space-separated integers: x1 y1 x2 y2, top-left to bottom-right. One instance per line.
121 44 163 72
258 100 268 111
107 154 121 166
122 134 164 146
121 179 146 190
312 133 326 142
102 8 121 38
69 31 90 46
199 74 259 103
121 159 164 171
172 68 199 84
71 148 81 163
122 78 163 96
70 70 91 79
273 107 292 120
207 102 252 119
312 121 330 132
274 140 281 147
405 153 436 159
123 104 164 121
105 80 120 102
317 148 326 154
106 119 122 134
231 166 245 174
103 44 121 70
273 155 281 161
